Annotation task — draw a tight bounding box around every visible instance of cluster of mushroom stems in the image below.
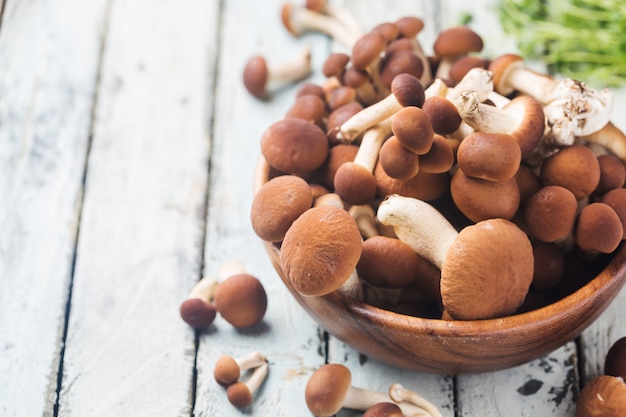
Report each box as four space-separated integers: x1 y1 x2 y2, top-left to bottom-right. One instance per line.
250 4 626 323
214 351 270 409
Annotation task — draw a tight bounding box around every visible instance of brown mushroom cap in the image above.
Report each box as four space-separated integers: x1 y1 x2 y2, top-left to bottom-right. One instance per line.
457 132 521 181
378 136 420 180
390 73 425 107
322 52 350 79
261 118 329 176
515 164 542 205
380 50 424 90
595 153 626 195
541 144 601 200
285 94 327 126
599 188 626 239
441 218 533 320
213 273 268 328
498 95 545 158
251 175 313 242
422 95 462 135
575 202 623 254
418 134 455 174
311 143 359 190
531 241 565 290
488 54 525 96
328 86 357 110
281 205 362 296
394 16 424 39
351 32 387 71
524 185 578 243
576 375 626 417
179 298 217 328
371 22 399 43
363 402 404 417
450 169 520 222
433 26 484 58
391 106 434 154
305 364 352 417
327 102 364 144
242 56 269 99
357 235 419 288
333 162 378 205
604 336 626 379
448 55 490 85
375 161 450 201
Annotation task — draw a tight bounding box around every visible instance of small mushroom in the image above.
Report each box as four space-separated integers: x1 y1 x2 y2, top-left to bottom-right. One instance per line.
388 383 443 417
456 89 545 158
448 55 490 85
599 188 626 239
335 73 425 142
213 272 268 329
432 26 484 80
394 16 431 85
524 185 578 243
391 106 434 155
304 364 427 417
576 375 626 417
378 135 421 181
421 95 462 136
604 336 626 379
213 351 267 387
594 154 626 195
489 54 556 102
250 175 313 242
243 46 312 100
226 361 269 409
312 143 358 190
540 144 600 201
362 402 404 417
349 204 379 239
375 161 450 202
377 194 533 319
285 93 327 126
351 32 389 97
334 119 392 205
357 235 419 289
575 202 623 254
379 49 424 92
260 117 329 177
456 131 521 182
179 277 219 328
281 2 358 48
418 134 455 174
280 205 362 297
304 0 363 40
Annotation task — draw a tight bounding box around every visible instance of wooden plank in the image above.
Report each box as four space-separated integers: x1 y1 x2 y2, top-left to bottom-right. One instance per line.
0 1 107 416
194 0 330 415
56 0 218 416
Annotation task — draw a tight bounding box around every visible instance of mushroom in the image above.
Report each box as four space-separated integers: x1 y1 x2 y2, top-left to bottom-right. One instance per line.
599 188 626 239
605 336 626 379
304 0 363 41
327 101 364 145
213 272 268 329
388 383 443 417
580 121 626 161
281 2 358 48
260 117 329 177
456 131 521 182
285 93 327 126
448 55 490 85
213 351 267 387
594 154 626 195
280 205 362 297
333 119 392 205
250 175 313 242
349 204 379 239
379 49 424 92
524 185 578 243
394 16 431 84
378 136 420 180
304 364 428 417
418 134 455 174
179 277 219 328
391 106 434 155
375 161 450 202
432 26 484 80
574 202 623 254
576 375 626 417
351 32 389 97
445 67 494 105
357 235 419 289
531 241 565 290
226 361 269 409
334 73 425 142
450 169 520 222
456 89 545 158
243 46 312 100
328 85 358 110
421 95 462 136
311 143 358 190
343 65 379 106
363 402 403 417
377 194 533 320
540 144 601 201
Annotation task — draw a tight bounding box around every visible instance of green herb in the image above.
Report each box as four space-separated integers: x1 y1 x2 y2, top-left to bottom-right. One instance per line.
497 0 626 87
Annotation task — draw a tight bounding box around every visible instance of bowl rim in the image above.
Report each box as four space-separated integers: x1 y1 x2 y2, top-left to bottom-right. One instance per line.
254 155 626 337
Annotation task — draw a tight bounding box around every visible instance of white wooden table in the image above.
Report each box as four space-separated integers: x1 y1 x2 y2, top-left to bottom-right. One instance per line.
1 1 625 416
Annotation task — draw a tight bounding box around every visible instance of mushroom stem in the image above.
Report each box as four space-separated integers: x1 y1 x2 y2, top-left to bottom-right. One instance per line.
226 361 269 408
456 89 517 134
337 90 402 142
281 3 359 49
267 45 312 85
376 194 458 269
214 351 267 386
502 65 556 104
388 383 443 417
580 121 626 161
445 67 493 104
349 204 379 239
353 117 393 171
187 276 218 301
342 386 429 417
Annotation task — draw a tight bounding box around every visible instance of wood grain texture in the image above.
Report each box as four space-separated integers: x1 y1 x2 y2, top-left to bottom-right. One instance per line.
0 1 107 415
56 0 217 415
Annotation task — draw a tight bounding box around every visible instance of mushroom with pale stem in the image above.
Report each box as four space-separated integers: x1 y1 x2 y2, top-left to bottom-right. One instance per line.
260 117 329 177
213 271 268 329
250 174 313 243
456 89 545 159
343 65 379 106
377 194 533 320
388 383 443 417
375 161 450 202
226 361 269 409
580 121 626 161
394 16 431 85
450 169 520 222
575 202 623 254
213 351 267 387
600 188 626 239
311 143 358 190
605 336 626 379
326 101 364 145
524 185 578 243
378 136 420 180
363 402 403 417
391 105 434 155
281 2 358 49
349 204 379 239
432 26 484 80
351 31 389 98
456 132 521 182
328 85 358 110
448 55 490 85
179 277 219 328
334 119 392 205
304 364 429 417
304 0 363 40
445 67 494 104
540 144 601 201
422 95 462 136
575 375 626 417
242 46 312 100
322 52 350 81
280 205 362 297
335 73 425 142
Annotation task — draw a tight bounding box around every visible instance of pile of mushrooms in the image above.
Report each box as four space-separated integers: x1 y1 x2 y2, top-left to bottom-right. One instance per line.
250 3 626 322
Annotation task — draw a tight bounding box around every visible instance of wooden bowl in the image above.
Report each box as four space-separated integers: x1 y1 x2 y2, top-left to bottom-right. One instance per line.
254 158 626 374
